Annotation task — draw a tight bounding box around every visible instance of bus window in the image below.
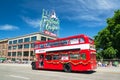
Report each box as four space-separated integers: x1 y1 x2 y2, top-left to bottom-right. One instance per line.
60 40 69 46
61 54 69 60
45 55 52 60
70 38 79 44
90 45 95 49
46 43 51 48
89 38 94 44
40 44 44 48
91 53 96 60
35 44 39 48
80 38 85 43
51 42 59 47
81 53 86 60
70 54 80 60
53 55 60 60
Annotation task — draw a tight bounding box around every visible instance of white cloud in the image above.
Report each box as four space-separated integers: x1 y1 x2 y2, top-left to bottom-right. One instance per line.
66 0 120 10
64 15 101 21
77 0 115 10
21 16 40 28
80 15 101 21
96 0 114 10
0 24 19 30
58 0 120 19
21 0 120 28
78 21 106 28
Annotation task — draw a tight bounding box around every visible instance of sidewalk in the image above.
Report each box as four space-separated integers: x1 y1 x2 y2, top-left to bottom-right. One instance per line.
0 63 31 67
96 66 120 73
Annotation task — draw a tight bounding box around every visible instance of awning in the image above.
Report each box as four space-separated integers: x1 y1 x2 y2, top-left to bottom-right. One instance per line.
0 58 6 61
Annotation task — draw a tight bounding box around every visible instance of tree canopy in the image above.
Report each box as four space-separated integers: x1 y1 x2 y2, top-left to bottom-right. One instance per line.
94 10 120 59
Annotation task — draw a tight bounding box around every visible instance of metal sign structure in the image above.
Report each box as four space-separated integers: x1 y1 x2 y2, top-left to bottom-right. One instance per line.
40 9 59 37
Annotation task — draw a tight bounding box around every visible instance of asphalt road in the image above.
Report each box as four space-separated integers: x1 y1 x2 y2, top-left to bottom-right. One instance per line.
0 64 120 80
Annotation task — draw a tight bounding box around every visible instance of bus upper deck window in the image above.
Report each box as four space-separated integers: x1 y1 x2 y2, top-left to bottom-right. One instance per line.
35 45 39 48
89 38 93 43
61 40 68 45
70 38 79 44
40 44 44 48
80 38 85 43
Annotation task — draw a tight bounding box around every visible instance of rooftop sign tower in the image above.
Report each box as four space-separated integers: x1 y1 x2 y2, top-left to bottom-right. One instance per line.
40 9 59 37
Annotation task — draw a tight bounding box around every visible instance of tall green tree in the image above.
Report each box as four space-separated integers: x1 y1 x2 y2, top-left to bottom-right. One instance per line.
95 10 120 59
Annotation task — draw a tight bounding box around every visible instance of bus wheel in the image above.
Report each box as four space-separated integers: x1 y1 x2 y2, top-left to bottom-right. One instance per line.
63 63 71 72
31 62 36 70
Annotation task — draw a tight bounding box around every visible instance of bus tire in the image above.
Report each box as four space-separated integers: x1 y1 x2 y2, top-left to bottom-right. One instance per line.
63 63 71 72
31 62 36 70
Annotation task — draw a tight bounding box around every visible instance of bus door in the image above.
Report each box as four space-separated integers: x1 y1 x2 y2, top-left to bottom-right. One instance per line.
39 54 44 68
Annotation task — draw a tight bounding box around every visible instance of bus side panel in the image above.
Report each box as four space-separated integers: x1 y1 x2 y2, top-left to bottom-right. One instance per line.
70 50 95 71
71 60 93 71
90 50 97 70
35 61 39 69
35 54 40 69
44 60 63 70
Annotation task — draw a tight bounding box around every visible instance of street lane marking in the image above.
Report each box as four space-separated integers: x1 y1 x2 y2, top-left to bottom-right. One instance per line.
9 75 30 80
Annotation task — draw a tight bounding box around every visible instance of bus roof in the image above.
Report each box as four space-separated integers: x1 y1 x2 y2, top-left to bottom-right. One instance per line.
35 34 93 44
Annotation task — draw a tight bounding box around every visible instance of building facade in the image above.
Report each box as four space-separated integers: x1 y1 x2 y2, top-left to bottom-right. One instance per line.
0 39 8 58
7 32 56 62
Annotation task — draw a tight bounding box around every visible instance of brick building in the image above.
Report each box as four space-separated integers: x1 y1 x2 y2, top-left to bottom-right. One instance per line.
7 32 56 62
0 39 8 59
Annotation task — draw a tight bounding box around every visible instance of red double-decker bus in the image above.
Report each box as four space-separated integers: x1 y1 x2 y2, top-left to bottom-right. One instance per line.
31 34 97 72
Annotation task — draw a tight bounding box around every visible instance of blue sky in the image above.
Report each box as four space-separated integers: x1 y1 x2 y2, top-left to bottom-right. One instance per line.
0 0 120 39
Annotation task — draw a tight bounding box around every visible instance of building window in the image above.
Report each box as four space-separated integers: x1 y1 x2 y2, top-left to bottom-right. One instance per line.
41 36 46 41
12 52 16 56
23 59 28 61
31 43 34 48
13 40 17 44
8 46 12 50
8 52 11 56
18 39 23 43
23 52 29 56
13 46 17 50
24 44 29 48
12 58 15 61
9 41 12 44
31 36 37 41
18 45 23 49
30 51 33 56
17 52 22 56
24 38 30 42
48 38 53 41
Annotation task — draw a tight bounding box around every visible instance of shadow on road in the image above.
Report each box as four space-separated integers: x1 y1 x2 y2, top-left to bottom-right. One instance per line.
33 69 96 74
73 71 96 74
